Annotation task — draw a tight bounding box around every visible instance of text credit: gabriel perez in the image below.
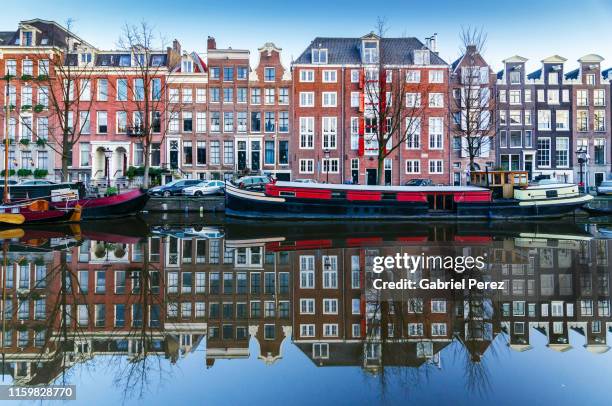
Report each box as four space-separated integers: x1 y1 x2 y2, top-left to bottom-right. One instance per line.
371 253 505 290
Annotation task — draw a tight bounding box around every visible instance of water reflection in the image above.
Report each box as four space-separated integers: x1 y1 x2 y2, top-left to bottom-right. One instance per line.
0 216 611 401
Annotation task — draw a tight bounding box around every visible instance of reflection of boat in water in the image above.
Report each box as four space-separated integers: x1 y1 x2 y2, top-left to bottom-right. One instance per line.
223 219 594 250
225 176 593 220
151 225 225 239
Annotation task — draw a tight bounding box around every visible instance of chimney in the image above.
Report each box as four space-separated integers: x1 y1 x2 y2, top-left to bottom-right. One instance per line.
430 33 438 53
207 36 216 50
466 45 477 56
172 39 181 54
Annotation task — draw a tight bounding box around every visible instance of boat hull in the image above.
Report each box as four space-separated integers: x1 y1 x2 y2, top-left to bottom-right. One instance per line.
225 184 593 220
60 189 150 220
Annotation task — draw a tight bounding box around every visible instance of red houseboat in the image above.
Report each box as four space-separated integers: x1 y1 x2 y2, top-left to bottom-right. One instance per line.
225 175 593 220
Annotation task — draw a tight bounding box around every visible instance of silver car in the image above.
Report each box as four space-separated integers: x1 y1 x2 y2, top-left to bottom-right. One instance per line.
596 180 612 196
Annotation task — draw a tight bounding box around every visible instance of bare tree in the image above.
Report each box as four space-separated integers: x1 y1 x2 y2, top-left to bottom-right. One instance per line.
111 21 176 188
449 27 495 175
362 17 432 185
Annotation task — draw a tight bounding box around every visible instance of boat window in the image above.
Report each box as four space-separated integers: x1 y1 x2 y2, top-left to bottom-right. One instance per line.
331 191 346 199
381 192 396 201
546 190 558 198
279 191 296 197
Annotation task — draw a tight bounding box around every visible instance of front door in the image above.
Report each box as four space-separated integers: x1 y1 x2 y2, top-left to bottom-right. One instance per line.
251 141 261 172
169 140 179 169
384 159 392 186
366 169 377 185
237 141 247 171
524 155 534 180
595 172 604 187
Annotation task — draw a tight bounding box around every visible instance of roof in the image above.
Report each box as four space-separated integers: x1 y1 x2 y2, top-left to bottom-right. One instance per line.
578 54 604 63
564 68 579 80
541 55 567 63
0 31 16 45
497 70 504 80
0 19 93 49
294 36 447 65
603 68 612 81
94 53 167 67
527 68 542 80
503 55 528 64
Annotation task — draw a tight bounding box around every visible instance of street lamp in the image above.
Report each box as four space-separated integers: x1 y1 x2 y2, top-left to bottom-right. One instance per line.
104 148 113 187
576 148 588 194
323 149 330 184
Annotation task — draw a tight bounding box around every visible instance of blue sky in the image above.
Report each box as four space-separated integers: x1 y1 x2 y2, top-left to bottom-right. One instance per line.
2 0 612 72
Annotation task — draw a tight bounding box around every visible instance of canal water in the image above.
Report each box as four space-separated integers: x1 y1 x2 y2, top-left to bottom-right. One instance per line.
1 214 611 405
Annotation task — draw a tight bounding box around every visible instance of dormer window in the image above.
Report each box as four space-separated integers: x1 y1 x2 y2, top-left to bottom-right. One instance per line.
312 48 328 64
548 72 558 85
80 53 92 64
119 55 131 67
182 59 193 73
413 49 429 65
134 54 146 66
509 70 521 84
363 41 379 64
151 55 164 67
22 31 33 46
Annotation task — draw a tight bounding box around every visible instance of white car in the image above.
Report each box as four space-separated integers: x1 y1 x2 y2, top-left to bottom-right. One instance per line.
596 180 612 195
183 180 225 196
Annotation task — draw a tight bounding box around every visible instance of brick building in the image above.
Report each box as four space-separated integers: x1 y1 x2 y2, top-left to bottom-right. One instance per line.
292 33 450 185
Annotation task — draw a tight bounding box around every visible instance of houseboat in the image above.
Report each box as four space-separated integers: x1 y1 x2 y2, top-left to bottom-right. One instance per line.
224 171 593 220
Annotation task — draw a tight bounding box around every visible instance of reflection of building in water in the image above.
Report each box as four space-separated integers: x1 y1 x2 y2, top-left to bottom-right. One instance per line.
496 236 612 353
1 231 611 384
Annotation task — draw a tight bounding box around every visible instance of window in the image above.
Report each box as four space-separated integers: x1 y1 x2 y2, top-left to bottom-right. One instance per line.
265 140 275 165
323 299 338 314
350 69 360 82
80 142 90 167
429 160 443 174
299 117 314 149
431 323 447 336
311 48 328 64
594 89 606 106
405 160 420 174
117 79 128 101
196 112 206 133
263 88 275 105
406 70 420 83
299 159 314 174
5 59 16 75
586 74 596 85
190 87 204 104
547 89 559 105
223 87 233 103
116 111 127 133
196 141 206 165
538 110 551 130
313 343 329 358
537 138 551 167
556 137 569 167
250 87 261 104
428 117 443 149
322 92 337 107
210 112 220 132
224 112 234 132
250 112 261 132
525 130 533 148
548 72 558 85
595 110 606 131
37 87 48 107
209 87 220 103
413 49 429 65
509 71 521 84
323 324 338 337
429 70 443 83
594 139 605 165
577 90 588 106
37 117 48 139
278 111 289 132
169 88 179 103
301 324 315 337
322 117 337 149
223 140 234 164
183 141 193 165
237 111 247 132
408 323 423 336
351 92 360 107
406 92 421 107
299 69 314 82
223 66 234 81
510 130 522 148
210 141 220 165
182 112 193 132
428 93 443 107
577 110 588 131
322 158 339 174
21 86 32 106
322 70 337 83
510 110 521 125
556 110 569 130
37 150 48 169
524 110 532 125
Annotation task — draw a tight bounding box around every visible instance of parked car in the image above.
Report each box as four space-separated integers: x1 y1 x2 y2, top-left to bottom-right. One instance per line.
183 180 225 196
596 180 612 196
19 180 57 186
148 179 201 197
235 175 271 191
294 178 319 184
404 179 433 186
